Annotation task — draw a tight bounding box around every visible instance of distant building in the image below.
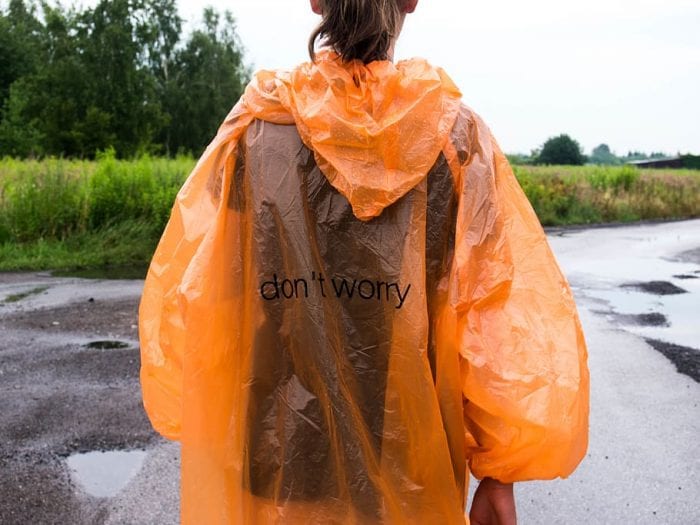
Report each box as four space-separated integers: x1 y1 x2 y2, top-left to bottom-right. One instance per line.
626 155 700 169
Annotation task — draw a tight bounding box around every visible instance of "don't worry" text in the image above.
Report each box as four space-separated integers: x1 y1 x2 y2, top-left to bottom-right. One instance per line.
259 272 411 309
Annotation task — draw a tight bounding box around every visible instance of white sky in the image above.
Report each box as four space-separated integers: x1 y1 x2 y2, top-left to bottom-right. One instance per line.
82 0 700 154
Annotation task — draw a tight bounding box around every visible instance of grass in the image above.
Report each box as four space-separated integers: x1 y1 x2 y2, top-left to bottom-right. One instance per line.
0 151 194 243
0 157 699 272
513 165 700 226
0 152 193 272
0 220 161 272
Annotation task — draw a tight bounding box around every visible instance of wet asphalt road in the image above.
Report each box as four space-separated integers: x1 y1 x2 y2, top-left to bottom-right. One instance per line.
0 274 160 524
0 219 698 524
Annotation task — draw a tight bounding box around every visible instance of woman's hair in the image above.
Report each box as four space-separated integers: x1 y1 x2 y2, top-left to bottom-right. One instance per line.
308 0 402 63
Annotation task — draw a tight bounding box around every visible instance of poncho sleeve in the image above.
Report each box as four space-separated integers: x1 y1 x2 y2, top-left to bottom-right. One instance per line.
138 102 253 441
448 110 590 483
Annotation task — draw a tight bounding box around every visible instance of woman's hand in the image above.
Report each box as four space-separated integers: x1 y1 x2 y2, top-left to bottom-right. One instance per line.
469 477 517 525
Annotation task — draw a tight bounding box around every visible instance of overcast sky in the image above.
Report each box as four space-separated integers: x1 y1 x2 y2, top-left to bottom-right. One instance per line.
93 1 700 154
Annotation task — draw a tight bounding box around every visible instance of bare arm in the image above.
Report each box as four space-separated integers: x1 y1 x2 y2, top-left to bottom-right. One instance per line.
469 478 517 525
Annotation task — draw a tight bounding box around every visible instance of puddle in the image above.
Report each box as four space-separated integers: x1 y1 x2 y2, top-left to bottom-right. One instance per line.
616 312 669 327
84 340 131 350
675 246 700 264
52 265 147 280
645 339 700 382
620 281 687 295
589 278 700 349
546 221 700 382
66 449 147 498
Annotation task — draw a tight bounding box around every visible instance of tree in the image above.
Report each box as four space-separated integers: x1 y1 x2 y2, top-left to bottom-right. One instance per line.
0 0 44 105
589 144 620 165
135 0 182 154
77 0 168 156
0 0 249 158
162 8 249 155
536 134 586 165
0 0 46 155
0 77 45 156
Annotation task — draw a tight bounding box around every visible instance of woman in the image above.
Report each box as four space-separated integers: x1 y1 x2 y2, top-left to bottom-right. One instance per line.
139 1 590 523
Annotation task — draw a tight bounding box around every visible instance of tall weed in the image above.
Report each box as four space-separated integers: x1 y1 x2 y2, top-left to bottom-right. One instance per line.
513 165 699 226
0 152 193 244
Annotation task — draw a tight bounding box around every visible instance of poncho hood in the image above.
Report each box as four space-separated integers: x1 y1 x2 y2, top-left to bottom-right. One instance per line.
242 50 463 220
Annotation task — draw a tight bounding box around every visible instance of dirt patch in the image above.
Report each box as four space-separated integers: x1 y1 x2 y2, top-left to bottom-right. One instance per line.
620 281 688 295
644 339 700 383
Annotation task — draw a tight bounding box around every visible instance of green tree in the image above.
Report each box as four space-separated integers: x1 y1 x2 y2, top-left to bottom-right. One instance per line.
0 0 46 155
135 0 182 154
0 0 43 105
0 0 249 158
589 144 620 165
76 0 168 156
164 8 249 155
0 77 45 156
536 134 586 166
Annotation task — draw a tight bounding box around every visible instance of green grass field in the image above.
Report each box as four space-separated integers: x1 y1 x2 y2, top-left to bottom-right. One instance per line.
0 153 194 272
513 164 700 225
1 155 698 272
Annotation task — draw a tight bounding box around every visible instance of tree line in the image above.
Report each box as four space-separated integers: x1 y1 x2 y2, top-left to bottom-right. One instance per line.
508 134 684 166
0 0 250 158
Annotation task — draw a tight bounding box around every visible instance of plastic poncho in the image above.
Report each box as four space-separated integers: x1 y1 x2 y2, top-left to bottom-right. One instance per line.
139 50 589 524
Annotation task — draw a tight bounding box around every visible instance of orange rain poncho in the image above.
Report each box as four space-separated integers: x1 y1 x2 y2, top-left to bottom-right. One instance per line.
139 51 589 524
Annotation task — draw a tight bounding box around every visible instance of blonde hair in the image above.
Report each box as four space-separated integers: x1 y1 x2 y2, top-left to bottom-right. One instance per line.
308 0 402 63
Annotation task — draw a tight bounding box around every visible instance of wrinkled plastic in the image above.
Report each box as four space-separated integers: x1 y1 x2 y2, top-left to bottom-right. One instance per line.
139 50 589 524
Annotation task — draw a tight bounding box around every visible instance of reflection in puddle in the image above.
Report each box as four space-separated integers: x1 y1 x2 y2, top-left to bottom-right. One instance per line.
67 449 147 498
